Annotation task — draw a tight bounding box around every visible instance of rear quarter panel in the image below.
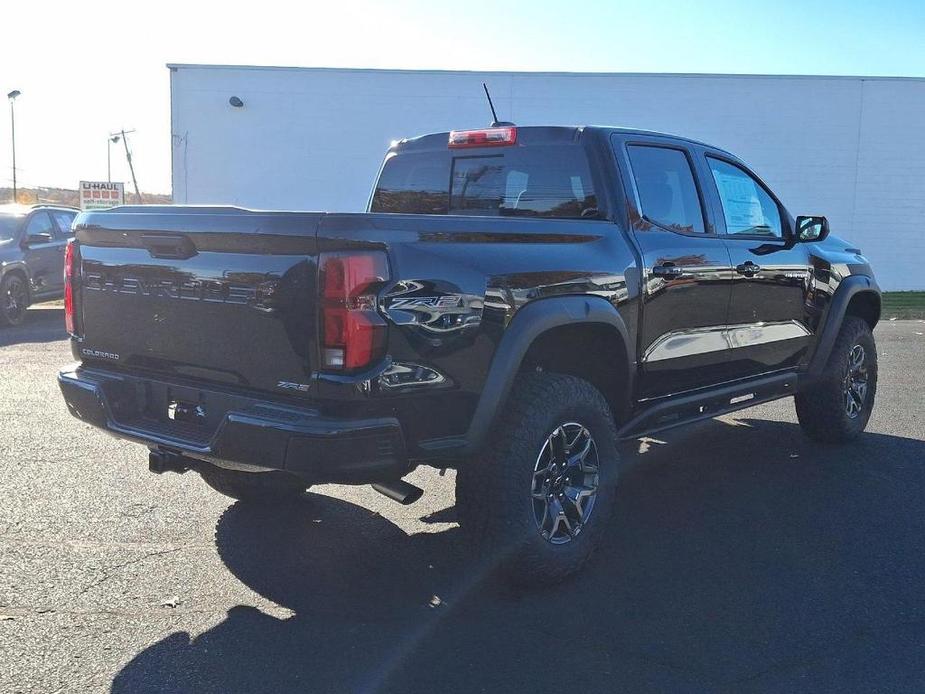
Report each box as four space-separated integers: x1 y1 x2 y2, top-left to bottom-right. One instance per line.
318 213 640 448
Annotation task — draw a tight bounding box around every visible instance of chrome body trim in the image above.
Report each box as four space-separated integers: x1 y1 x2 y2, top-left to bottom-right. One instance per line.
643 320 812 363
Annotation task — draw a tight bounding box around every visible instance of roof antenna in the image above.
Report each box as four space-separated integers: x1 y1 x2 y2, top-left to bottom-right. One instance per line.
482 82 514 127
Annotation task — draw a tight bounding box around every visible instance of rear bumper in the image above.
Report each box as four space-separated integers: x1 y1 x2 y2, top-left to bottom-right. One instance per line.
58 366 408 484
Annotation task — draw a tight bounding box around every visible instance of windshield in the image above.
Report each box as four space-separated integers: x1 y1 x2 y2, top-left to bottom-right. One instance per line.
0 215 20 241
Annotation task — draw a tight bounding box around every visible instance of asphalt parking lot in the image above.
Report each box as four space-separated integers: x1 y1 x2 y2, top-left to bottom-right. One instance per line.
1 306 923 693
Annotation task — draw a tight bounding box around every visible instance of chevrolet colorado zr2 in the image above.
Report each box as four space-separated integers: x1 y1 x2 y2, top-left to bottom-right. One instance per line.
58 125 880 584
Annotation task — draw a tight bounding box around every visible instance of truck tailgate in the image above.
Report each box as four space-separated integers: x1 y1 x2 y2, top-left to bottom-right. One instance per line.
74 208 323 397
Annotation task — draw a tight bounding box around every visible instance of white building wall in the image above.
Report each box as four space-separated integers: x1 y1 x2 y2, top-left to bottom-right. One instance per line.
170 65 925 290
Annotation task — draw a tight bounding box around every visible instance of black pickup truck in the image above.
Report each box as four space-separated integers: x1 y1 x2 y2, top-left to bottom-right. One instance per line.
59 125 880 584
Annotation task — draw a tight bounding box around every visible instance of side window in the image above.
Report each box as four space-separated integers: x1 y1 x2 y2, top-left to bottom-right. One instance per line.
626 145 705 233
707 158 782 237
51 211 76 239
23 212 55 242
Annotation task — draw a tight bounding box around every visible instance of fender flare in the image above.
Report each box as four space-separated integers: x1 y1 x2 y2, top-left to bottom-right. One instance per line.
807 274 881 377
461 295 635 454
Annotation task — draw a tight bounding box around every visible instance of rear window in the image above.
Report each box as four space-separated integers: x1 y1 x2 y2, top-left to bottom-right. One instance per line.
370 145 600 219
51 211 77 239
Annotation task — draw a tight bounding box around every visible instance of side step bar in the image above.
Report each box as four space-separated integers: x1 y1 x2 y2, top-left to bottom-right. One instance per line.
617 371 800 441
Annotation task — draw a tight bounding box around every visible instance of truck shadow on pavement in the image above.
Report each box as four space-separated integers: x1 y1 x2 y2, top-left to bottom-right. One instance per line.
112 417 925 693
0 307 66 347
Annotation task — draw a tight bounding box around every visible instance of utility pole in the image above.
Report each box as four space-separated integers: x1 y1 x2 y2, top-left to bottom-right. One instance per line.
107 134 121 183
7 90 20 203
118 129 141 203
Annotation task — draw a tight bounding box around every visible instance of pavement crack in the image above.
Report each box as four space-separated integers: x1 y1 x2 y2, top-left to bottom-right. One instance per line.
75 546 187 598
0 535 211 552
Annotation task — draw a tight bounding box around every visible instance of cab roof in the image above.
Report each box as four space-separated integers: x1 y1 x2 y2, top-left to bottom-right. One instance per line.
393 125 735 157
0 203 80 217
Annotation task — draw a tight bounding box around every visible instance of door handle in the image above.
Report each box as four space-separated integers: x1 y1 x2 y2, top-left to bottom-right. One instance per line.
735 261 761 276
651 263 684 278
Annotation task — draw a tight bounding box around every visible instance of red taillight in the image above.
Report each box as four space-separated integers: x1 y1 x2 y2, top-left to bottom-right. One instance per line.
448 126 517 148
320 251 389 370
64 240 77 335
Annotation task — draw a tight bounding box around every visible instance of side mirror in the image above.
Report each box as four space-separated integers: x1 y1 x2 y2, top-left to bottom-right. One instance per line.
23 232 53 246
795 215 829 243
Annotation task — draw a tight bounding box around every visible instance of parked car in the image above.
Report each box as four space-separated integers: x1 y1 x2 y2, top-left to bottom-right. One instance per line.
58 125 880 585
0 203 79 326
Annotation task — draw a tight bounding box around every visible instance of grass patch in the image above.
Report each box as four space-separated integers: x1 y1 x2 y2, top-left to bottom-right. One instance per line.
882 292 925 320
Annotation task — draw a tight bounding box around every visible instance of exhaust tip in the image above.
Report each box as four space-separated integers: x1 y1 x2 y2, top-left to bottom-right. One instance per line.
371 480 424 505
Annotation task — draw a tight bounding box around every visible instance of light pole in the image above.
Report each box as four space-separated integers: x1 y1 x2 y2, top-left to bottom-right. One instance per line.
107 134 121 183
7 90 20 203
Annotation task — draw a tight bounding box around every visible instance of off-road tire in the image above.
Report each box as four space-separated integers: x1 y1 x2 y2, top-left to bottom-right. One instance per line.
197 464 308 502
456 373 620 586
795 316 877 443
0 273 29 327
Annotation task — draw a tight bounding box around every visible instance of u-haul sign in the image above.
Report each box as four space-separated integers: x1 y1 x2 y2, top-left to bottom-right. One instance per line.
80 181 125 210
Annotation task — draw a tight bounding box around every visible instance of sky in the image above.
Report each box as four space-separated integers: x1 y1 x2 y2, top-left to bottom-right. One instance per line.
2 0 924 195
